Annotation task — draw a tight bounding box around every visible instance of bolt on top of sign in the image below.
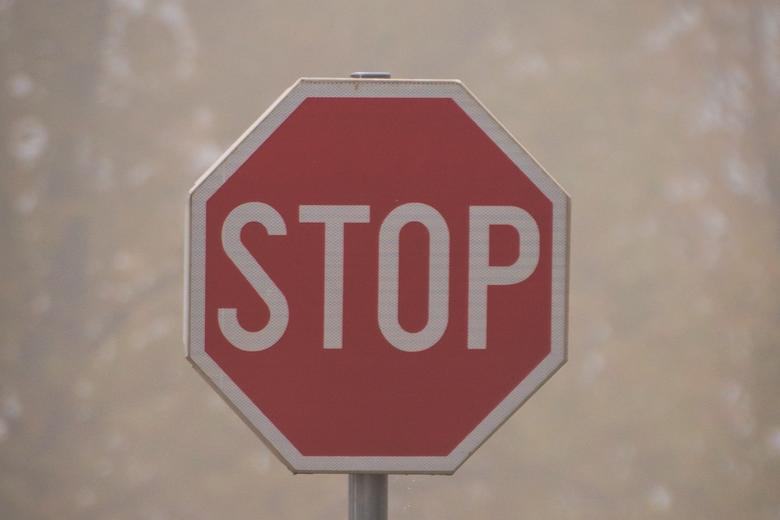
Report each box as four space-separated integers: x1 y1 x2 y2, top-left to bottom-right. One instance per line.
186 78 569 474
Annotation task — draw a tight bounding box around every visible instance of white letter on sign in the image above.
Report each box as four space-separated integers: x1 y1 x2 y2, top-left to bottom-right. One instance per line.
378 203 450 352
219 202 289 351
299 205 371 349
468 206 540 349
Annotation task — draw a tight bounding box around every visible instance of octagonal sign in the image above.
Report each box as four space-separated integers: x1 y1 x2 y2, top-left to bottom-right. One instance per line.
186 78 569 474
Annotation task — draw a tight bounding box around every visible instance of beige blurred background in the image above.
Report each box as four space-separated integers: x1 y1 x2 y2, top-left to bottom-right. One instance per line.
2 1 779 518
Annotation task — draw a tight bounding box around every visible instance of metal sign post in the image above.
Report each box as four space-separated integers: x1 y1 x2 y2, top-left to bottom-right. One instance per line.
349 474 388 520
345 72 391 520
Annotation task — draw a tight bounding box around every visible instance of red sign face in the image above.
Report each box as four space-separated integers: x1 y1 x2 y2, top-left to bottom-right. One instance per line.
187 79 569 474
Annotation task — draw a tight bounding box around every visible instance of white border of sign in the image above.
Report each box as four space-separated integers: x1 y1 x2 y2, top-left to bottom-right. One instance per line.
186 78 570 474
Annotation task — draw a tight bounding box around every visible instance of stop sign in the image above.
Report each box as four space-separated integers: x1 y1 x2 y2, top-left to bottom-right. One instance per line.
186 78 569 474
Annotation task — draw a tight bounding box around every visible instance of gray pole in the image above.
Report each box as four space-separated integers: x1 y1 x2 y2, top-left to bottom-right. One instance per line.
350 72 392 79
346 71 391 520
349 474 388 520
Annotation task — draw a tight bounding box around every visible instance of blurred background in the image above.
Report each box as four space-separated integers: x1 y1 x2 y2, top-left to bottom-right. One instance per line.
1 1 779 518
